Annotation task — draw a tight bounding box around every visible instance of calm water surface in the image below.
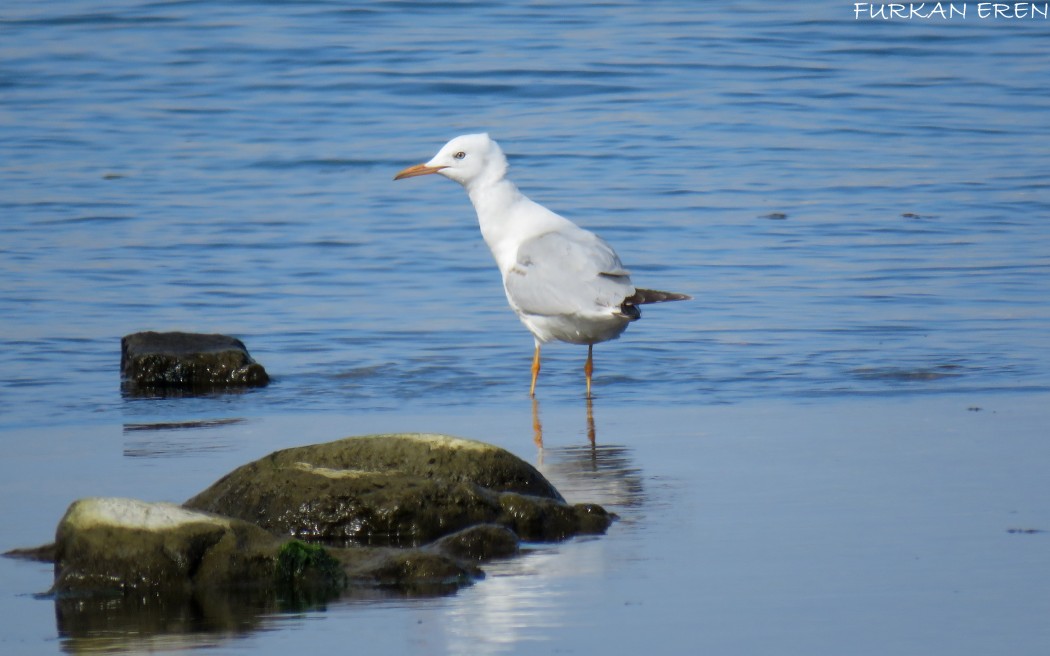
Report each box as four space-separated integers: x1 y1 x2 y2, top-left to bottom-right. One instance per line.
1 1 1049 654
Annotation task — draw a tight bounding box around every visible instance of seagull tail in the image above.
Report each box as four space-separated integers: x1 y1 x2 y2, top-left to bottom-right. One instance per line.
626 288 692 305
618 288 690 321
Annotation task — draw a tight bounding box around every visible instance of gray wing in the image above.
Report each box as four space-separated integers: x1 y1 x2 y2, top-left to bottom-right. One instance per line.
504 228 635 317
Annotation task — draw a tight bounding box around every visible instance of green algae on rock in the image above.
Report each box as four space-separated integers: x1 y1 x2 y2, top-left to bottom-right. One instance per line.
184 433 611 545
41 497 492 600
275 540 347 595
14 434 612 607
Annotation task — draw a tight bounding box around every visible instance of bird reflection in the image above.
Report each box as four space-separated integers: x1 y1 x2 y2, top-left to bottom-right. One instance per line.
531 396 596 449
529 396 644 510
532 396 544 447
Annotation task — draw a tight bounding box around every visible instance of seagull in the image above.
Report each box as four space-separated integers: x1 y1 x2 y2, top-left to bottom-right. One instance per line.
394 133 690 398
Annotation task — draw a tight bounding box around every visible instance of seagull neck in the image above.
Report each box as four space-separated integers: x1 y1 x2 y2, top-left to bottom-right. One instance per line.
466 176 521 216
467 177 526 268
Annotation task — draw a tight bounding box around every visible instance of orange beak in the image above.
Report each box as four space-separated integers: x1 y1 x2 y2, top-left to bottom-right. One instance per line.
393 163 446 180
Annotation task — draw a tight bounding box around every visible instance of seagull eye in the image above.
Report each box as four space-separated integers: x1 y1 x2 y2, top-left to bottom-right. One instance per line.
453 151 466 160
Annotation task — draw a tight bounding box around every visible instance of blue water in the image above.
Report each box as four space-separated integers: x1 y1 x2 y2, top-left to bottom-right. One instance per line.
2 2 1049 654
3 1 1048 429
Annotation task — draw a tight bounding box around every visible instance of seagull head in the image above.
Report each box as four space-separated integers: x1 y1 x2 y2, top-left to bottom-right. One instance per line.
394 133 508 188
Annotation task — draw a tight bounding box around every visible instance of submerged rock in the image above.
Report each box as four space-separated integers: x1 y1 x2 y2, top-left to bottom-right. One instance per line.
121 331 269 393
184 433 611 545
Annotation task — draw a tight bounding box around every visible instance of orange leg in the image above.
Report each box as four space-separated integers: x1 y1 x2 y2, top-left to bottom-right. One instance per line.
584 344 594 399
529 344 541 397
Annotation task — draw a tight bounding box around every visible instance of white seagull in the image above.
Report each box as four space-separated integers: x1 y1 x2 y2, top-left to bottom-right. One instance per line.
394 133 690 398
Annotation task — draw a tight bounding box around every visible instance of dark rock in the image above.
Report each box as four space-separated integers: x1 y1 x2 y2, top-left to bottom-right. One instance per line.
184 434 610 545
188 461 504 546
121 331 269 393
336 547 482 592
497 493 612 541
428 524 520 561
573 502 616 534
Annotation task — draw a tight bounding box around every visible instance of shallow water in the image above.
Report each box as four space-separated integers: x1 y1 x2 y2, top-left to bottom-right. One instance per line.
3 396 1049 655
1 1 1049 654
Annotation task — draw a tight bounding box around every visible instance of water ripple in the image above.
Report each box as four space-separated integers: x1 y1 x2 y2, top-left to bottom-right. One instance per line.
0 1 1048 429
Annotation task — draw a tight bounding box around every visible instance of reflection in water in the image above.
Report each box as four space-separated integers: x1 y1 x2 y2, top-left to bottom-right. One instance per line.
442 403 646 654
442 542 607 656
586 396 595 444
532 397 543 447
531 396 596 448
121 419 245 458
531 397 644 508
122 418 245 432
53 580 428 653
55 588 273 654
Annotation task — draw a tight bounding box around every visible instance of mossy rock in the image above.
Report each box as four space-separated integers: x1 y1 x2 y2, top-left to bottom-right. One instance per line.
21 434 613 617
184 434 610 545
42 498 491 600
51 497 280 596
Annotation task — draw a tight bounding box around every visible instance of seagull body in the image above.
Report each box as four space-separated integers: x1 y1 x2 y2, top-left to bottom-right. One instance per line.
395 133 690 397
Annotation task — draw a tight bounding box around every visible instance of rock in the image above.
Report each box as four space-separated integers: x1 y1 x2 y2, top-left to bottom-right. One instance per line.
274 540 346 588
184 434 611 545
236 432 565 500
427 524 520 561
44 497 485 599
498 494 612 541
13 434 613 611
120 331 269 393
336 545 482 591
51 497 281 596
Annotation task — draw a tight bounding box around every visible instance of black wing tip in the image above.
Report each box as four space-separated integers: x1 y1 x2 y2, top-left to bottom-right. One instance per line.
628 288 692 305
616 304 642 321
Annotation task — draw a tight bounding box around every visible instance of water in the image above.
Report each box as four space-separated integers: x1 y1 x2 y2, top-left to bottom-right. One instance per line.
2 1 1049 654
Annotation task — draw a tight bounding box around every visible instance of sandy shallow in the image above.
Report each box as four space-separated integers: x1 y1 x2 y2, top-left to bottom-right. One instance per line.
2 392 1048 655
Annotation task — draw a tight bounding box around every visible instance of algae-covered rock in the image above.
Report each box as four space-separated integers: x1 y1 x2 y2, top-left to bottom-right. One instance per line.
498 493 612 542
121 331 269 393
45 498 489 600
243 433 564 500
275 540 346 588
427 524 520 562
188 461 503 546
18 434 613 616
184 434 611 545
52 497 280 596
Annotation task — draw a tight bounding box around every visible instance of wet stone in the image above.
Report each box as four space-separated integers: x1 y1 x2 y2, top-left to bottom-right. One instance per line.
12 434 612 606
50 497 281 596
39 497 490 600
427 524 521 562
184 433 610 546
121 331 269 393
